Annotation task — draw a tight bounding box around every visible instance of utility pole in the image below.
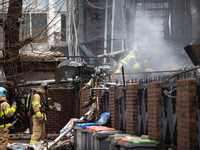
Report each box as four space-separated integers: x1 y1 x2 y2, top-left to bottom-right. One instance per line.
66 0 72 60
104 0 108 64
48 0 55 45
111 0 115 53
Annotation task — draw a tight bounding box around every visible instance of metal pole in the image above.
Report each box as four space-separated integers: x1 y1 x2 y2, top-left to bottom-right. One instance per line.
67 0 72 60
107 50 116 82
104 0 108 64
111 0 116 53
96 40 98 68
121 66 126 132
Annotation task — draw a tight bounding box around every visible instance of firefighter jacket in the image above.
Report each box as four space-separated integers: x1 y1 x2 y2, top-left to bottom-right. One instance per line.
87 74 106 88
115 52 137 73
31 88 48 122
87 77 98 88
116 53 153 73
0 97 17 128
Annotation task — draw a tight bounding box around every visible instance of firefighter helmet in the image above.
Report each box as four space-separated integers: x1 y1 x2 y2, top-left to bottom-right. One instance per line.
40 82 51 91
0 87 7 97
94 68 104 79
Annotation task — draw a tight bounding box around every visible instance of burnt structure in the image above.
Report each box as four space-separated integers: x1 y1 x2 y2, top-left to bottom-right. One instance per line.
79 0 200 70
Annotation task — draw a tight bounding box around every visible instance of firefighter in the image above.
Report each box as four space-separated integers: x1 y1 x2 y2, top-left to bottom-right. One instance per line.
92 0 102 21
82 68 106 108
29 82 56 145
115 46 153 74
0 87 17 150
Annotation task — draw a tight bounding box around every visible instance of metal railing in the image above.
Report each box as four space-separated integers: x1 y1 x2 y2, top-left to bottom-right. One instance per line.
160 83 177 149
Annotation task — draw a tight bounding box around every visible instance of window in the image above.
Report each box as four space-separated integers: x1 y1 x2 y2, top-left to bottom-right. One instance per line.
20 14 30 41
31 13 47 43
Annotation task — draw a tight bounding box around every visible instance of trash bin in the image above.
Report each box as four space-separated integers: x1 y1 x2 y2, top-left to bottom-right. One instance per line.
106 134 139 150
116 139 160 150
87 129 94 150
93 130 122 150
107 139 119 150
76 122 98 128
74 126 83 150
74 122 99 150
81 129 88 150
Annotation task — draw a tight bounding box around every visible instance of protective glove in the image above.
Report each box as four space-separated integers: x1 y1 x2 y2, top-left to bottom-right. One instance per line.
12 101 17 106
39 114 47 122
53 106 57 111
38 116 44 123
49 106 57 111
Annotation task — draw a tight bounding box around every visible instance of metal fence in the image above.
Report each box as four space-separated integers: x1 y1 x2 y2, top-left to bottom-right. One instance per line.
161 83 177 149
137 85 148 136
195 83 200 150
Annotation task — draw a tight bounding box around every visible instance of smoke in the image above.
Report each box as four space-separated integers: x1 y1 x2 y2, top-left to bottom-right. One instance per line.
117 7 193 78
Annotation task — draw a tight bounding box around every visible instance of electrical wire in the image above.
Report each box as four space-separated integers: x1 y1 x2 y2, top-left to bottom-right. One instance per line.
164 88 177 99
84 0 112 9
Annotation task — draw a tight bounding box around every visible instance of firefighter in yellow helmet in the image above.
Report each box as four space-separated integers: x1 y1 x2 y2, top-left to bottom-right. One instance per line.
0 87 17 150
82 68 106 108
29 82 56 145
115 46 153 74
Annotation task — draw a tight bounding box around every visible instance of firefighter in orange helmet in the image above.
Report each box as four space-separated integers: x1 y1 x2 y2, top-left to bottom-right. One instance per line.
29 82 56 145
0 87 17 150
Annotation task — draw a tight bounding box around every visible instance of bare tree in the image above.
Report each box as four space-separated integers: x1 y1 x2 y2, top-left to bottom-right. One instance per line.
0 0 79 94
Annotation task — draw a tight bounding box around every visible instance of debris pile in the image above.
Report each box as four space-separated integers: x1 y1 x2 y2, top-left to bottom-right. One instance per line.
7 104 98 150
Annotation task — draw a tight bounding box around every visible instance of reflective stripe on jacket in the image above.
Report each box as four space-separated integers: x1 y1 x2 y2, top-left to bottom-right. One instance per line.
0 101 16 128
31 88 47 121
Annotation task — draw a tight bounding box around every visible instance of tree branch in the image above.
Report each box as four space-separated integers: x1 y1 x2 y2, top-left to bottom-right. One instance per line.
18 37 34 48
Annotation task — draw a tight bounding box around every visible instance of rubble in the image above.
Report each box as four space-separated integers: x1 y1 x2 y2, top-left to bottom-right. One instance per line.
7 103 97 150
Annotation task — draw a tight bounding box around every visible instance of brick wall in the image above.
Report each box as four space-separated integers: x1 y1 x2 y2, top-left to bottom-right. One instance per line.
81 89 90 115
106 79 197 149
30 88 79 133
125 84 139 135
176 79 196 150
147 82 162 142
109 86 118 129
95 89 103 121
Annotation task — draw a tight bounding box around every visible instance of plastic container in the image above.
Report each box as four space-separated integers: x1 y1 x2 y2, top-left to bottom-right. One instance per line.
106 134 139 150
86 129 94 150
121 137 141 143
74 126 83 150
84 126 120 150
128 139 160 145
14 148 24 150
116 139 160 150
87 126 117 132
81 129 89 150
76 122 97 128
92 130 122 150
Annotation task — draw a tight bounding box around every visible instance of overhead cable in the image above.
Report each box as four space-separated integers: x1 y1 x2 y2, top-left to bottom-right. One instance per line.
84 0 112 9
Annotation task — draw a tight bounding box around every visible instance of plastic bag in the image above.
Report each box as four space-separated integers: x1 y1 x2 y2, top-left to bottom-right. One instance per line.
96 112 110 126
